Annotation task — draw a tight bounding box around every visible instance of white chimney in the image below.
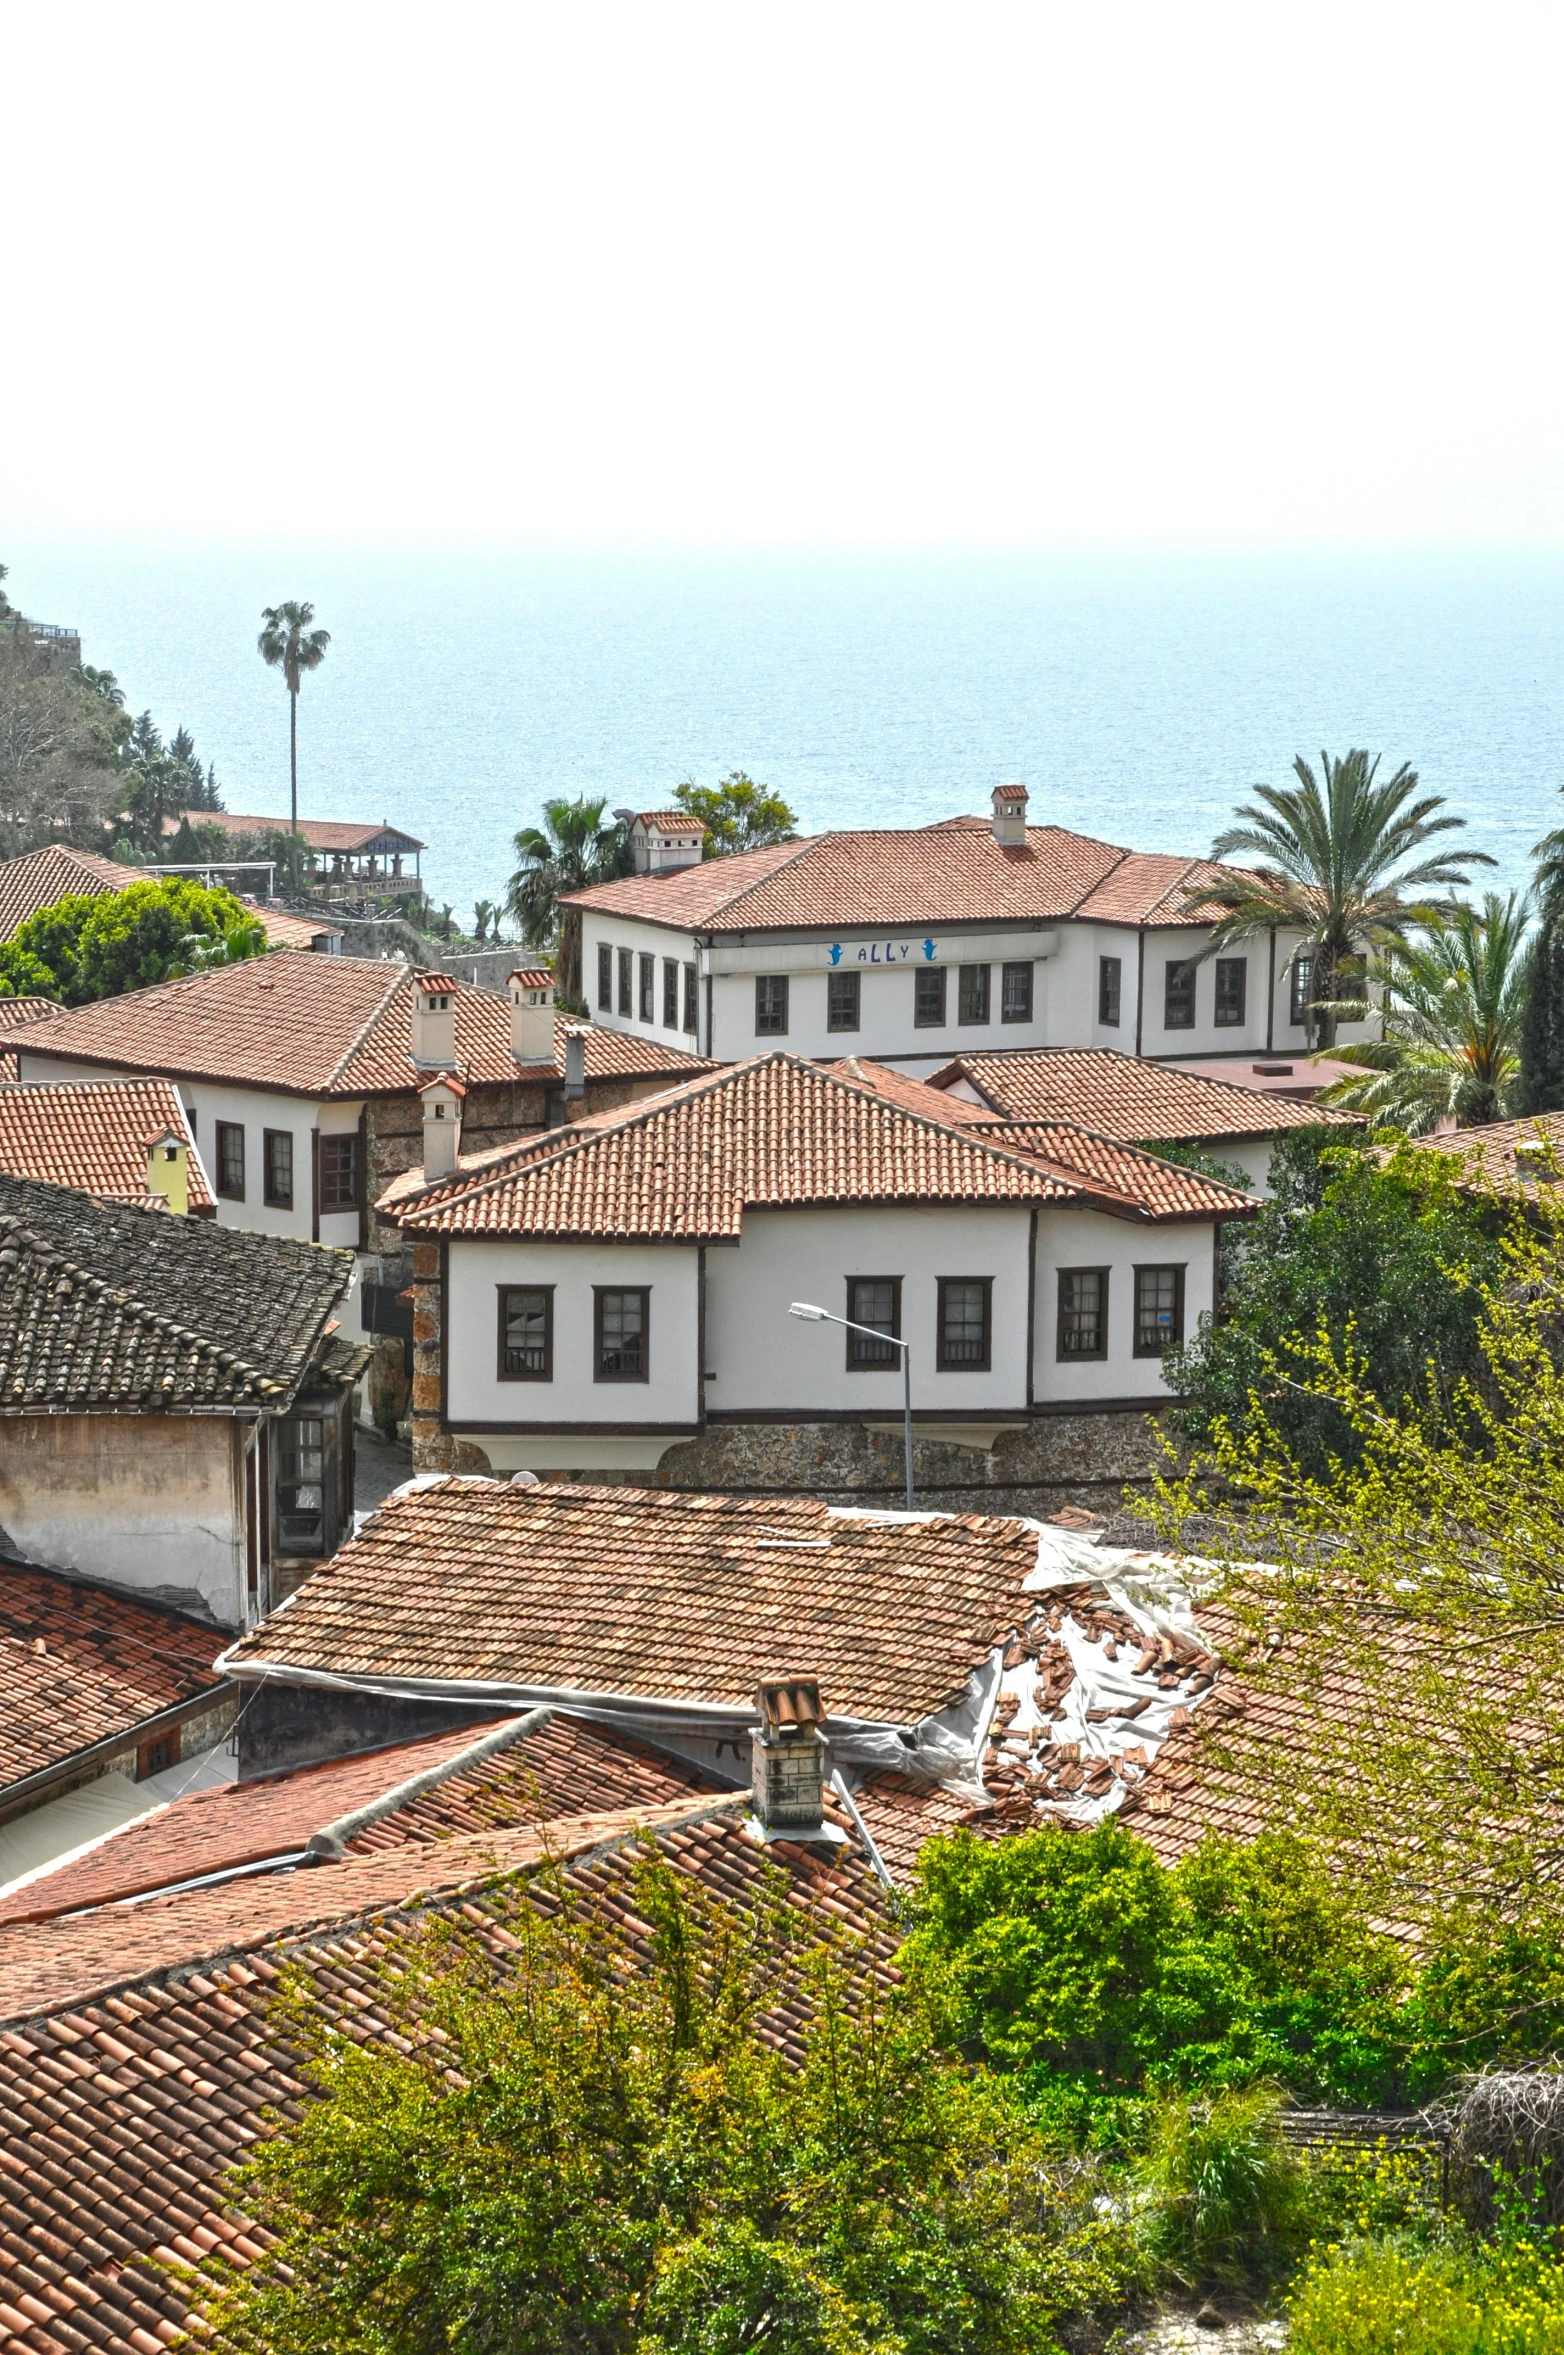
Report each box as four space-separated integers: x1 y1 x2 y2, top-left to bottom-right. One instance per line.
563 1024 587 1101
145 1127 190 1215
628 811 707 876
412 972 458 1068
419 1074 466 1179
991 783 1029 846
509 967 557 1064
750 1676 827 1837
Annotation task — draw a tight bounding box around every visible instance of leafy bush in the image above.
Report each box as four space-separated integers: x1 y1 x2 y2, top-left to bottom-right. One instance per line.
1130 2082 1308 2288
1288 2237 1564 2354
0 877 264 1004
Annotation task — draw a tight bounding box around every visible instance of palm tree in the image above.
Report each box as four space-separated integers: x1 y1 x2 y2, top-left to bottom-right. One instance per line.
1194 749 1492 1049
1325 893 1533 1132
257 602 331 872
507 796 633 1005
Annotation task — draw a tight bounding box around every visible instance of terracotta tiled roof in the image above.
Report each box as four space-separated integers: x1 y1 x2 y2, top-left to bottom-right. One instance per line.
165 811 426 852
0 997 58 1033
15 951 711 1099
0 842 342 955
0 1799 892 2355
1406 1110 1564 1194
250 902 342 948
564 822 1255 934
0 1559 227 1798
0 1078 216 1210
0 1172 354 1412
930 1048 1361 1144
828 1056 995 1123
218 1479 1042 1724
633 809 704 831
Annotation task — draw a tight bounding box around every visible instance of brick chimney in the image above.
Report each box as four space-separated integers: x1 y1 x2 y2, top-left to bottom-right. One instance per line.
751 1676 827 1837
412 972 459 1069
562 1024 587 1102
145 1127 190 1215
509 967 557 1065
991 783 1029 846
626 811 707 876
419 1073 466 1179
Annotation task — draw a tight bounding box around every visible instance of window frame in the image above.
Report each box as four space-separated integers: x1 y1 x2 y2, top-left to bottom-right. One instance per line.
214 1119 245 1202
638 952 655 1024
957 963 991 1025
597 941 613 1013
827 968 861 1033
1214 956 1247 1027
594 1285 651 1383
1056 1266 1110 1363
1163 959 1196 1030
1290 955 1314 1029
497 1283 555 1382
617 947 633 1018
319 1133 359 1216
1132 1263 1186 1358
1000 961 1033 1024
914 966 947 1028
262 1126 294 1211
663 956 680 1029
936 1275 993 1372
1098 955 1122 1028
844 1274 902 1370
755 974 789 1036
682 961 698 1034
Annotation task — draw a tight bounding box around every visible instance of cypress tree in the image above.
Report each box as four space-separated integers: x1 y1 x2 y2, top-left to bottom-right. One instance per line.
1518 903 1564 1114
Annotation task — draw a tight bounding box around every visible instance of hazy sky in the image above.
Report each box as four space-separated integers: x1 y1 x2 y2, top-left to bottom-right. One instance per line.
4 2 1560 548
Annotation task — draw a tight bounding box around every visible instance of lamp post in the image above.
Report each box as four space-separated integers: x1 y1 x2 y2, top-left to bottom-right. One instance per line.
789 1301 915 1513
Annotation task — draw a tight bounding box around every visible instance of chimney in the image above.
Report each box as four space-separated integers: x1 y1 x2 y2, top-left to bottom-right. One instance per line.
412 971 459 1068
626 811 707 876
509 967 557 1065
991 783 1029 846
562 1024 587 1102
750 1676 827 1838
419 1073 466 1179
145 1127 190 1215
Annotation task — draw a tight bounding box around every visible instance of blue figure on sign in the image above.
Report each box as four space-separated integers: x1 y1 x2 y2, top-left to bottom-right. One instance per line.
828 943 842 965
922 938 936 961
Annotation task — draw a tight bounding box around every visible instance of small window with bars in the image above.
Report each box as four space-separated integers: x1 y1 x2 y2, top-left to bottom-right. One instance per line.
1057 1267 1109 1361
215 1120 244 1201
1163 960 1196 1029
595 1287 649 1380
958 963 991 1024
319 1134 359 1215
937 1277 991 1370
914 967 947 1027
755 975 789 1035
263 1128 294 1210
617 947 633 1017
638 953 655 1023
597 942 613 1011
499 1285 553 1380
1000 961 1032 1023
1134 1264 1185 1356
1099 955 1122 1027
827 969 860 1032
845 1276 900 1367
682 962 698 1033
1214 957 1247 1026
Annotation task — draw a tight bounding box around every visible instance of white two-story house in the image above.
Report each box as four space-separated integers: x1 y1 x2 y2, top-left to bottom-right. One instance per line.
564 788 1373 1073
380 1050 1255 1515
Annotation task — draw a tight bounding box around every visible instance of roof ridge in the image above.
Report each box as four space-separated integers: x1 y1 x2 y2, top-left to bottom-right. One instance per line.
325 959 412 1092
674 831 823 922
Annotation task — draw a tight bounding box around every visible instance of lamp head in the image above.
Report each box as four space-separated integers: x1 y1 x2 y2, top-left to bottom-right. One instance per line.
789 1301 828 1322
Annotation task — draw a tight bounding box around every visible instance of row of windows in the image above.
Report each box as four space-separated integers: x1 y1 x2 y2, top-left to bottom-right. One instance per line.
755 962 1036 1038
198 1112 359 1211
598 944 699 1032
1095 954 1249 1031
495 1266 1187 1384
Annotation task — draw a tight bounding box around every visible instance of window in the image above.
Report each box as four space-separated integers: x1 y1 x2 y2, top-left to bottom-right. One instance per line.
498 1285 553 1380
597 942 613 1012
1000 961 1033 1023
617 947 633 1017
663 957 680 1029
755 974 789 1035
277 1410 327 1550
1215 957 1247 1027
937 1277 992 1370
595 1286 649 1380
1289 955 1314 1029
827 969 860 1033
1057 1267 1109 1361
638 953 655 1023
1164 960 1196 1029
1134 1264 1185 1356
215 1120 244 1201
136 1731 176 1780
1099 955 1122 1027
958 963 991 1025
320 1134 359 1214
914 966 947 1027
682 962 698 1034
845 1276 900 1368
263 1128 294 1210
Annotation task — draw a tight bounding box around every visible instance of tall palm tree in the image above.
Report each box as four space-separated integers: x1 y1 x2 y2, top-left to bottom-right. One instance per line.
257 602 331 865
1193 749 1492 1049
1325 893 1533 1132
507 796 633 1007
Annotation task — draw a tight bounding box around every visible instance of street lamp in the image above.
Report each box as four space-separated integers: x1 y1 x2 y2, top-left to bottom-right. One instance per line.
789 1300 915 1512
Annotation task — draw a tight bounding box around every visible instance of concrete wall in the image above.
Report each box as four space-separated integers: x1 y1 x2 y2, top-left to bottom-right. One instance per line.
445 1238 702 1430
0 1414 249 1625
1033 1206 1214 1405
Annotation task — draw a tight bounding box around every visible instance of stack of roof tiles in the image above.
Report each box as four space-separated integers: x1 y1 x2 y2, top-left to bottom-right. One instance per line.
0 1079 214 1210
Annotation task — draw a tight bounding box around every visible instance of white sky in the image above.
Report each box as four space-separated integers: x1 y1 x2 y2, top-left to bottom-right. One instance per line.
3 1 1561 547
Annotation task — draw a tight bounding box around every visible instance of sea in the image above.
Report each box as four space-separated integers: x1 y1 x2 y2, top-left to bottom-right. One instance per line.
6 537 1563 923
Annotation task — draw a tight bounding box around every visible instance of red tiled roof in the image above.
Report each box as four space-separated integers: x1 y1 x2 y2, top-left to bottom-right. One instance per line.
218 1479 1042 1724
164 811 426 852
1406 1110 1564 1194
0 1078 216 1210
564 822 1254 934
978 1120 1264 1216
633 809 704 831
0 843 340 954
15 952 711 1100
930 1048 1361 1144
0 1561 226 1798
252 902 342 948
0 998 58 1033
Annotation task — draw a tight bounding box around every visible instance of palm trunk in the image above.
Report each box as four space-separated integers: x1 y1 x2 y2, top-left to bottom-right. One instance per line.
289 689 299 893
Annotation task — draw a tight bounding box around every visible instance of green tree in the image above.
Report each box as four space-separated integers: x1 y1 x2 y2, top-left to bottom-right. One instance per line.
1518 909 1564 1114
0 878 264 1004
472 896 499 944
507 794 634 1006
258 600 331 869
674 771 800 858
0 625 126 857
1195 749 1490 1049
1326 893 1533 1132
117 711 190 855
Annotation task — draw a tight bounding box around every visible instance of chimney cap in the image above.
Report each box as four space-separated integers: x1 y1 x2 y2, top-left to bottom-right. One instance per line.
145 1126 185 1153
757 1676 824 1734
509 967 553 991
418 1071 468 1100
414 970 460 995
992 783 1029 806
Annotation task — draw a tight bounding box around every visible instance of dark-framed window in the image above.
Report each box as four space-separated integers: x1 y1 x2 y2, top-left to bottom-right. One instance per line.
1000 961 1032 1023
1134 1264 1185 1356
1057 1267 1109 1361
597 942 613 1012
958 963 991 1025
638 953 655 1023
682 962 698 1034
263 1128 294 1210
663 957 680 1028
1214 956 1247 1027
845 1275 901 1368
756 974 789 1035
827 969 860 1033
617 947 633 1017
1164 960 1196 1030
498 1284 554 1380
215 1120 245 1201
595 1286 649 1380
1289 955 1314 1029
320 1133 359 1215
914 966 947 1027
1099 955 1122 1027
937 1276 992 1370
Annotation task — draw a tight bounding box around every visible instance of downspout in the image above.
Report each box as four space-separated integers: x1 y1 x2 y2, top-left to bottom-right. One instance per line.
1265 925 1276 1054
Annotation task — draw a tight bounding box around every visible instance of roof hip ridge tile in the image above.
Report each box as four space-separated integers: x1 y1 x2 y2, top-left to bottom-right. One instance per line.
324 960 413 1093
